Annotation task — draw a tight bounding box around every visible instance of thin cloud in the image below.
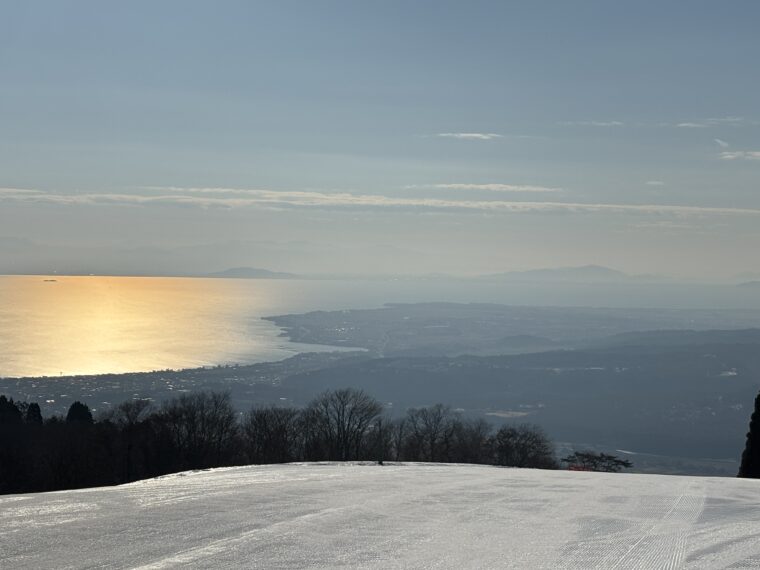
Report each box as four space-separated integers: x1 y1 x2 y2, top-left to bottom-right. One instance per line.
140 186 274 196
559 117 757 129
719 151 760 161
405 183 562 193
558 121 624 127
645 181 665 186
625 220 711 236
706 116 747 125
714 138 730 148
668 117 754 128
0 187 43 195
435 133 503 140
5 186 760 219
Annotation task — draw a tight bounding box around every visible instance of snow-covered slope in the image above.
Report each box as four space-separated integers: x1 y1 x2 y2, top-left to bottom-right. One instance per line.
3 463 760 569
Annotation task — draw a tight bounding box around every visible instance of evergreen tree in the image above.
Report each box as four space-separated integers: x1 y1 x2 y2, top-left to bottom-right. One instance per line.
25 403 43 425
0 396 22 425
66 401 93 424
738 392 760 477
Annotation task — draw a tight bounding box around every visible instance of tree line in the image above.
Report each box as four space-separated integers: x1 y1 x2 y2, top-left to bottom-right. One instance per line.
0 389 561 494
1 388 633 494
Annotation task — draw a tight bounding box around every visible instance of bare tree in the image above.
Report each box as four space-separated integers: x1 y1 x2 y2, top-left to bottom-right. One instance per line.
112 399 152 481
450 418 492 464
490 424 557 469
159 392 239 468
364 415 394 463
405 404 456 462
561 451 632 472
390 417 407 461
243 406 301 464
114 399 152 427
304 388 383 461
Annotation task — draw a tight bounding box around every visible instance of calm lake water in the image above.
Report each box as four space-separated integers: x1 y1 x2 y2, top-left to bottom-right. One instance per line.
3 275 760 378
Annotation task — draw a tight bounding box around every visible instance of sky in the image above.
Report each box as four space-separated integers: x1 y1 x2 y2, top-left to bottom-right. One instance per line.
2 0 760 278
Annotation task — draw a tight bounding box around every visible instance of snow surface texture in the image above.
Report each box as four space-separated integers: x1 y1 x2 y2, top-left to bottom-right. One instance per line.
2 463 760 569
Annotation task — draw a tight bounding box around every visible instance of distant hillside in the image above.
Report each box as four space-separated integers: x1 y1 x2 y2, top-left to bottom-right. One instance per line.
205 267 298 279
266 302 760 358
484 265 658 283
597 328 760 348
738 281 760 289
278 339 760 465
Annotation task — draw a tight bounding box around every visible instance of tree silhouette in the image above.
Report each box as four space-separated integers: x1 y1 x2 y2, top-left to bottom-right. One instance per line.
0 390 564 495
24 402 43 425
405 404 456 462
243 406 301 464
739 392 760 477
0 396 22 425
492 424 557 469
158 392 238 469
304 388 383 461
66 401 93 424
562 451 632 472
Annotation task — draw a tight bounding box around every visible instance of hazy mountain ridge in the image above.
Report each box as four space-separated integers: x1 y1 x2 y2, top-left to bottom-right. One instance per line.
0 238 726 282
205 267 299 279
483 264 664 283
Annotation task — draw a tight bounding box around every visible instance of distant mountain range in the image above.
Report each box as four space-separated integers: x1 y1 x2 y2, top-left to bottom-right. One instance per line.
737 281 760 289
87 263 664 283
483 265 662 283
205 267 299 279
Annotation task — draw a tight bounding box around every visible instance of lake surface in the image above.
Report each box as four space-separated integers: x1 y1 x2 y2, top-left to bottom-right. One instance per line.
3 275 760 378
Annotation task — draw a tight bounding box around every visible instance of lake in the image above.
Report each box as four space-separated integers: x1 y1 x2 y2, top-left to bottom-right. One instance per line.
3 274 760 378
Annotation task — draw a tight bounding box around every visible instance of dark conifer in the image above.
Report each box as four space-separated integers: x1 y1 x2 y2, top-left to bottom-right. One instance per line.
66 401 94 424
738 392 760 477
25 403 43 425
0 396 22 424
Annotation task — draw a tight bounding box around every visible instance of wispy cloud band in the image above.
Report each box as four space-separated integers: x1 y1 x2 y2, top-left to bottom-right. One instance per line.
435 133 503 140
4 186 760 219
719 151 760 160
558 121 624 127
559 117 757 129
405 183 562 193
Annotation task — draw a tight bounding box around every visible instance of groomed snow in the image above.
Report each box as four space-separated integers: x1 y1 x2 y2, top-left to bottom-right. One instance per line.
2 463 760 569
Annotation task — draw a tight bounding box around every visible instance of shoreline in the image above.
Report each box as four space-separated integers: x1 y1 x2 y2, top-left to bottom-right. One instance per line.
0 350 370 417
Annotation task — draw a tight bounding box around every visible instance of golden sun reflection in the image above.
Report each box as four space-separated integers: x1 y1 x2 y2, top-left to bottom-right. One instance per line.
0 276 288 378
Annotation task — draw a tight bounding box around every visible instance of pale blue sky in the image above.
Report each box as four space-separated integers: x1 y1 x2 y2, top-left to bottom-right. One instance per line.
2 1 760 277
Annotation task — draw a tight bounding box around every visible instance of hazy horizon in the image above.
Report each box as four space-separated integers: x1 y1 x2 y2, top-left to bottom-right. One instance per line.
2 245 760 284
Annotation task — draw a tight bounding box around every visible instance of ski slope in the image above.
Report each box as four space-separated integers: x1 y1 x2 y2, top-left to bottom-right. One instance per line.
3 463 760 569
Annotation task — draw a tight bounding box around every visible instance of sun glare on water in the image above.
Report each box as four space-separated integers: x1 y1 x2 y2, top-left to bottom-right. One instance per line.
0 276 285 378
